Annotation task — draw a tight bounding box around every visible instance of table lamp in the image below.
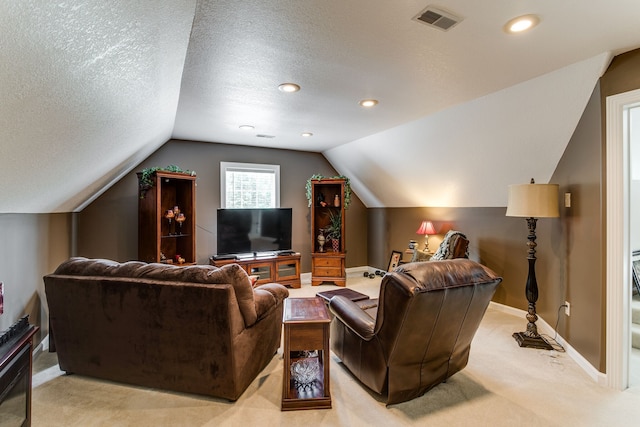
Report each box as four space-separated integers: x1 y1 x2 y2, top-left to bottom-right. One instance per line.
416 220 436 252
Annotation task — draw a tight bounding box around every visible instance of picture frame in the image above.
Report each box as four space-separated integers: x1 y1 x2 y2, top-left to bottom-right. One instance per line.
632 260 640 295
387 250 402 272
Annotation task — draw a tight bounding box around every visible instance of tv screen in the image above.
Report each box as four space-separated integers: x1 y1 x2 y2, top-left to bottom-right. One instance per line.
217 208 292 256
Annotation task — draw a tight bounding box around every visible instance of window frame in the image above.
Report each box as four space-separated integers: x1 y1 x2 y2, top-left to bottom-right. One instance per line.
220 161 281 208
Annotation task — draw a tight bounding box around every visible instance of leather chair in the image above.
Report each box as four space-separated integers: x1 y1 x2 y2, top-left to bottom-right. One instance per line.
329 259 501 405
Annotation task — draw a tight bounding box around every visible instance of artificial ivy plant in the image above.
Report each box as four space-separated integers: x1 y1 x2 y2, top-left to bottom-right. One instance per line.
138 165 195 198
305 174 352 209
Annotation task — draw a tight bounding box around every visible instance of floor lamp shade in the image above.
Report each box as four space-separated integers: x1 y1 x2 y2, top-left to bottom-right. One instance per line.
506 183 559 218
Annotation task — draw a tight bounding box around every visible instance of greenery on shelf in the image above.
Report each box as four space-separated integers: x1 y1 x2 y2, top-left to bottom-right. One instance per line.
305 174 352 209
324 210 342 241
138 165 195 198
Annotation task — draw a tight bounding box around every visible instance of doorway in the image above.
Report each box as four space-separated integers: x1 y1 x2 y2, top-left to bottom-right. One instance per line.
605 88 640 390
628 105 640 387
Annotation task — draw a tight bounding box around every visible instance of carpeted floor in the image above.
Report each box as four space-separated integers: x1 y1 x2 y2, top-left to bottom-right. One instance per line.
31 270 640 426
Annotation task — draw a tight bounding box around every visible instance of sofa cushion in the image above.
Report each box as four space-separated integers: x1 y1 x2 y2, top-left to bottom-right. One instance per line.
53 257 259 327
218 263 257 327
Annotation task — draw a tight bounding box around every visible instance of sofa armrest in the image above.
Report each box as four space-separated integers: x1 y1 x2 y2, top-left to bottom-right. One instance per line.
329 295 375 341
255 283 289 303
253 283 289 321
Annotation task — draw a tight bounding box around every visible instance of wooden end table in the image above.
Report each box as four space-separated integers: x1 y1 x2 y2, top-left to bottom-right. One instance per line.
281 297 331 411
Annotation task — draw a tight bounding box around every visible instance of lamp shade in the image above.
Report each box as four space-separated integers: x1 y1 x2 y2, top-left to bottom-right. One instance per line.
506 182 559 218
416 220 436 235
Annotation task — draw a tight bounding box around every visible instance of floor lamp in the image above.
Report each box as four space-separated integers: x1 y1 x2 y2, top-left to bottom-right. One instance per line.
506 178 559 350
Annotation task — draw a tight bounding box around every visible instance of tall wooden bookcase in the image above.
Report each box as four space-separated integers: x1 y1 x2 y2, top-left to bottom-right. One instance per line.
137 170 196 265
310 178 346 286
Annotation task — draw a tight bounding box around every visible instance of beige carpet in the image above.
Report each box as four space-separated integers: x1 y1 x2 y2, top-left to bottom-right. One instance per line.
32 270 640 426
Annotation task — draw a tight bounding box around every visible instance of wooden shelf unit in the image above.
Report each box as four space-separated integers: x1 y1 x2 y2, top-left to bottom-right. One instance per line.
310 178 346 286
209 253 301 288
138 170 196 265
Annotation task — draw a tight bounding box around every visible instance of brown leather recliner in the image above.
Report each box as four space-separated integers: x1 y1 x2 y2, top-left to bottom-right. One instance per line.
329 259 502 405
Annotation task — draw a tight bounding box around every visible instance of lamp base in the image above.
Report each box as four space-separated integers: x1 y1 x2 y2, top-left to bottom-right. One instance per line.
512 332 553 350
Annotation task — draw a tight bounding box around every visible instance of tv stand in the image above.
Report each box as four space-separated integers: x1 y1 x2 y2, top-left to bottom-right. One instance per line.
210 253 301 288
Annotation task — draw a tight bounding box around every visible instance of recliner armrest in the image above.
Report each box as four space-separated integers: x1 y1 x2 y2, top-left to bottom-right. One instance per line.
329 295 375 341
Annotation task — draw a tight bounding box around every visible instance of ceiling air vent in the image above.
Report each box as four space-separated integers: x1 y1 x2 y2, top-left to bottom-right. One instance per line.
414 6 462 31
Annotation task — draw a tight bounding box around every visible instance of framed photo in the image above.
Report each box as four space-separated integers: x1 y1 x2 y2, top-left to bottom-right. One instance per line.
633 260 640 295
387 250 402 272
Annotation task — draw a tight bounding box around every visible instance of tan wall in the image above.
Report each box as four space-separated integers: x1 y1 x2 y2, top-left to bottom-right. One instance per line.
368 82 605 371
548 83 604 370
0 212 72 344
77 140 368 272
368 207 537 313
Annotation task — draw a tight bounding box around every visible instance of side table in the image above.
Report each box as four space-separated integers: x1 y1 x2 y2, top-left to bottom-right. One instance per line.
281 297 331 411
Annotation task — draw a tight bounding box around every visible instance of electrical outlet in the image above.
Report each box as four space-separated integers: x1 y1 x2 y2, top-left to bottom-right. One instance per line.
564 301 570 316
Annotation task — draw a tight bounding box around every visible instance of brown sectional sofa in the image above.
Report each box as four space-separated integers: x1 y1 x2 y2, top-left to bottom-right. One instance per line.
44 257 288 401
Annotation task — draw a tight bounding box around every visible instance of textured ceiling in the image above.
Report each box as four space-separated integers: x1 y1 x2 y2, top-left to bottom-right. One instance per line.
1 0 640 212
0 0 197 212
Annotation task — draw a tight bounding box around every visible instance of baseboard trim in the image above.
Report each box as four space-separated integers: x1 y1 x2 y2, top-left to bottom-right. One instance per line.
489 301 606 385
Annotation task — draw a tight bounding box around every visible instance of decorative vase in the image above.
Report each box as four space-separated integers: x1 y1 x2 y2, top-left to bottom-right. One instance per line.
290 358 320 391
333 194 340 207
332 238 340 252
317 231 326 252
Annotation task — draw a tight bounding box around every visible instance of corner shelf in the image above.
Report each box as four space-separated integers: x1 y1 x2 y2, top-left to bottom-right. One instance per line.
137 170 196 265
310 178 346 286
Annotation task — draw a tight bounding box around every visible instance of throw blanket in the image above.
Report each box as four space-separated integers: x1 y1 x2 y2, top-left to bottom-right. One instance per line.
431 230 469 260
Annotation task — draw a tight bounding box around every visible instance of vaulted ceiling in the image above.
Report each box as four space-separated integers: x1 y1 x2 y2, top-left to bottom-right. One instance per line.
2 1 639 213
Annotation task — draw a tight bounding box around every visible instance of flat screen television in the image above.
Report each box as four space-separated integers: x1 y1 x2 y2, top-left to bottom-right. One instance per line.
217 208 292 256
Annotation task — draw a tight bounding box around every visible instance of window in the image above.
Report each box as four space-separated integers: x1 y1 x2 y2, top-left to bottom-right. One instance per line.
221 162 280 208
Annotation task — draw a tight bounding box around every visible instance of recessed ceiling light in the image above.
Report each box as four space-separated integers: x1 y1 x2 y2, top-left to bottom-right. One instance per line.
504 14 540 34
302 132 313 137
359 99 378 108
239 125 254 130
278 83 300 93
